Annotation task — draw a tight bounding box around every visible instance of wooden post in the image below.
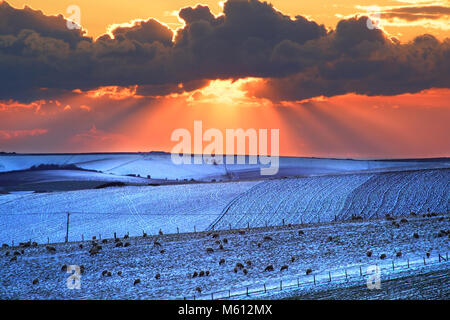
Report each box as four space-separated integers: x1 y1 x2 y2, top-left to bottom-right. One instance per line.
228 290 231 298
211 293 214 300
246 287 249 296
177 227 179 234
65 212 70 243
82 234 84 241
359 266 362 276
392 261 395 270
345 269 348 281
247 222 250 230
99 233 101 240
297 278 300 287
229 223 232 230
423 257 426 265
280 280 282 290
329 271 332 281
114 232 116 240
313 275 316 285
194 225 196 233
47 237 49 244
264 283 266 293
282 219 285 226
407 259 410 268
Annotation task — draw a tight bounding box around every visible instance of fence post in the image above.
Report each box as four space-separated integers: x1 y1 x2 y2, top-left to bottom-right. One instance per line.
229 223 231 230
297 278 300 287
313 275 316 285
177 227 179 234
194 225 196 233
423 257 426 265
407 259 410 268
329 271 332 282
65 212 70 243
282 219 285 226
82 234 84 241
228 290 231 298
345 269 348 281
47 237 49 244
211 293 214 300
114 232 116 240
280 280 282 290
392 261 395 271
264 283 266 293
99 233 101 240
247 222 250 230
359 266 362 276
246 287 249 296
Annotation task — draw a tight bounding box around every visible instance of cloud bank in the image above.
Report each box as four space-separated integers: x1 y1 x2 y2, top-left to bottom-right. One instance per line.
0 0 449 102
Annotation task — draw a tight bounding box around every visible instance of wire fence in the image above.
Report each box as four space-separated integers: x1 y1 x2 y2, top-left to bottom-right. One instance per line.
0 210 447 245
180 252 449 300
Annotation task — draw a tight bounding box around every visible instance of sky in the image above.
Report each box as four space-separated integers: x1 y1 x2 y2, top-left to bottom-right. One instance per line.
0 0 449 158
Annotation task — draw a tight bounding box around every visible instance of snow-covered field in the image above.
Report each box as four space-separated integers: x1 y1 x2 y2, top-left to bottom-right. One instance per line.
0 181 259 244
0 213 448 299
212 169 449 230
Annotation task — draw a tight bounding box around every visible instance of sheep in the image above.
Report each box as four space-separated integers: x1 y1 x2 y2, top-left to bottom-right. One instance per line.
392 221 400 228
212 233 219 239
233 267 238 273
114 238 121 243
280 265 289 271
219 244 224 250
32 242 38 247
199 271 205 277
2 243 8 248
264 265 274 272
134 279 141 285
192 271 198 278
102 239 108 244
291 256 295 262
306 268 313 275
205 271 210 276
400 218 408 223
154 241 162 247
155 273 161 280
413 233 420 239
107 271 112 277
351 215 363 221
223 238 228 244
124 242 131 247
219 258 226 265
380 254 387 259
10 256 17 262
246 260 252 266
196 287 202 293
327 236 333 242
238 230 245 235
160 249 165 254
438 217 444 222
46 246 56 252
158 229 163 236
5 251 9 256
20 241 31 248
13 251 21 256
32 278 39 285
367 250 373 257
61 264 68 272
263 236 273 241
79 244 83 249
410 211 417 216
243 269 248 275
115 242 123 248
89 245 101 255
257 242 262 248
80 265 85 274
396 251 402 257
426 252 430 258
298 230 304 235
102 270 108 276
118 271 122 276
206 248 214 253
385 214 394 220
143 233 147 238
214 240 221 245
124 234 129 239
92 236 96 240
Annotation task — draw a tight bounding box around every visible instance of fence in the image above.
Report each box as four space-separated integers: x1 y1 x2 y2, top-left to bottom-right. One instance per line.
180 252 449 300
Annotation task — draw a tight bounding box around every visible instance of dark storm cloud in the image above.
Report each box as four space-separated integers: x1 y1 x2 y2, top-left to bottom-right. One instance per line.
380 5 450 22
0 0 449 103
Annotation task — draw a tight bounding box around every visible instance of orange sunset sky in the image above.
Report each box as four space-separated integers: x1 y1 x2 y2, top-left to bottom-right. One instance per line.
0 0 449 158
